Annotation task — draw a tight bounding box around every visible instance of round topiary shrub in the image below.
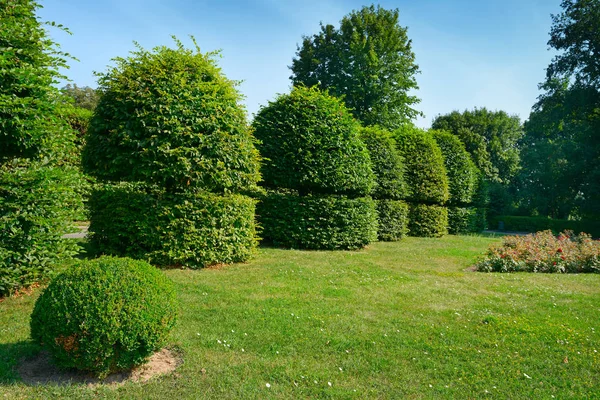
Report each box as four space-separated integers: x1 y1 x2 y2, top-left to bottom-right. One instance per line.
408 203 448 238
88 183 257 268
376 200 409 241
431 130 478 206
253 86 374 196
393 125 449 204
30 257 177 377
83 39 260 194
257 191 378 250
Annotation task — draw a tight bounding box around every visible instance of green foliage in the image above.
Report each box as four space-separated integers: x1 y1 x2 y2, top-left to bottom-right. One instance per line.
431 108 523 185
491 215 600 237
393 125 449 204
0 163 82 297
253 86 374 196
88 183 257 268
359 126 406 200
61 105 93 145
376 200 409 241
447 207 481 235
257 191 378 250
408 203 448 238
476 230 600 273
61 84 99 111
83 39 260 194
432 130 478 205
30 257 177 377
290 5 421 129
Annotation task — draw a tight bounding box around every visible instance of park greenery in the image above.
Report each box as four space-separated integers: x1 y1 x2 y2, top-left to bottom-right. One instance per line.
0 0 599 396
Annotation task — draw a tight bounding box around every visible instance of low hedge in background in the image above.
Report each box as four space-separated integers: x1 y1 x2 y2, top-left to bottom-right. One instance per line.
30 257 177 377
408 203 448 238
88 183 257 268
491 215 600 238
376 200 409 241
0 163 82 297
257 191 378 250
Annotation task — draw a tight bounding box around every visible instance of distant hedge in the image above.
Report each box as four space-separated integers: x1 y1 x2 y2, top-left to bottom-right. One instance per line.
253 86 374 197
257 191 377 250
408 203 448 238
491 215 600 238
393 125 449 204
89 183 257 268
447 207 480 235
376 200 409 241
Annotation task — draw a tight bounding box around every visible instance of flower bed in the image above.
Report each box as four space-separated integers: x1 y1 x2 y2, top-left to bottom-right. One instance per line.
476 230 600 273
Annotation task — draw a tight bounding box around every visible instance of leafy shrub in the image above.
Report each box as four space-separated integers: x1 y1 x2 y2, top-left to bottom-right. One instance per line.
376 200 409 241
359 126 406 200
490 216 600 238
257 191 377 250
30 257 177 377
61 105 93 145
432 130 478 205
393 125 449 204
253 86 375 196
88 183 257 268
475 230 600 273
447 206 481 235
0 163 82 297
83 39 260 194
408 203 448 237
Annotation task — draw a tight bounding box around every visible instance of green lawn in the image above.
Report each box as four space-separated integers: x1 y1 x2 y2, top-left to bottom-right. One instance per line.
1 235 599 399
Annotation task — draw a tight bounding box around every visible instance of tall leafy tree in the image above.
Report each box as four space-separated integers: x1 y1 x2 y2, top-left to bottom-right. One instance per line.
290 4 421 130
61 84 99 110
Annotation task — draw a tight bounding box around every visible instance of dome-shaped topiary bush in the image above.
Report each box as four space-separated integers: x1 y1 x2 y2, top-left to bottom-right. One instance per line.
359 126 409 241
393 125 449 204
83 39 260 194
408 203 448 238
30 257 177 377
253 86 374 196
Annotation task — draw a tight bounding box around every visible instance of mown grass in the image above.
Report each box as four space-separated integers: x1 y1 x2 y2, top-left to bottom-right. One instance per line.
1 235 599 399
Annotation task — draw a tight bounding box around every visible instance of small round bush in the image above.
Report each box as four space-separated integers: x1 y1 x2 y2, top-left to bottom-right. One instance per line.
393 125 449 204
83 39 260 194
408 203 448 238
30 257 177 377
376 200 409 241
257 191 378 250
252 86 375 196
432 130 478 205
359 126 407 200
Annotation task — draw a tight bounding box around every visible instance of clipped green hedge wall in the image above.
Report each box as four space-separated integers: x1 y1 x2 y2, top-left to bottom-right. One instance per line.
83 40 260 194
447 206 483 234
408 203 448 238
253 86 374 196
88 183 257 268
257 191 378 250
31 257 177 377
491 215 600 237
432 130 477 205
0 163 82 297
376 200 409 241
359 126 406 200
394 125 449 204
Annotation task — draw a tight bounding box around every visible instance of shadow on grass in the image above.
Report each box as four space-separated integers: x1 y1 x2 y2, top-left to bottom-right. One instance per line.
0 340 41 385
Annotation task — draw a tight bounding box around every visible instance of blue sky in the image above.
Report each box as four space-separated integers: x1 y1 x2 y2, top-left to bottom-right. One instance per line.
39 0 561 128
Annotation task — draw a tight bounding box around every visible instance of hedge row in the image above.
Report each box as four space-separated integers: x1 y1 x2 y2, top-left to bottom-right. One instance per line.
88 183 257 268
408 203 448 238
491 215 600 237
376 200 409 241
257 191 378 250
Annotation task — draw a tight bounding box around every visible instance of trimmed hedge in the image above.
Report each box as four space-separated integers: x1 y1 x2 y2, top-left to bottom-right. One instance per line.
432 130 477 205
408 203 448 238
491 215 600 237
376 200 409 241
359 127 406 200
393 125 449 204
447 206 482 234
30 257 177 377
0 163 82 297
83 40 260 194
88 183 257 268
257 191 378 250
253 86 374 197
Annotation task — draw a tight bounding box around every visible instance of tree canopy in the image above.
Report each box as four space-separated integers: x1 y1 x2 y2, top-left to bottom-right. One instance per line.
290 5 421 130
